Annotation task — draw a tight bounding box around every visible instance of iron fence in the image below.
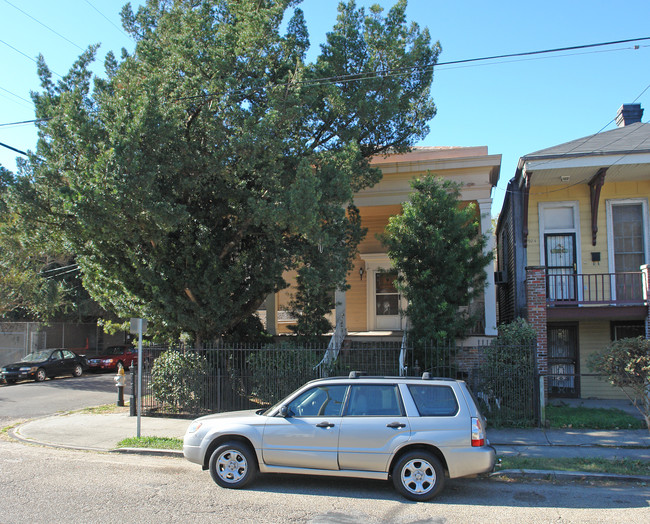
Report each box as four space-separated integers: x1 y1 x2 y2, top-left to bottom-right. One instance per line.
131 341 539 426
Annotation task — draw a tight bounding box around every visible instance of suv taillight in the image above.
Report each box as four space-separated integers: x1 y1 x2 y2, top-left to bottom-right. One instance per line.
471 417 485 447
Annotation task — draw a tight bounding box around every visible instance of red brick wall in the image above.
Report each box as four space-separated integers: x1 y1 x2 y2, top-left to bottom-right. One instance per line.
526 266 547 399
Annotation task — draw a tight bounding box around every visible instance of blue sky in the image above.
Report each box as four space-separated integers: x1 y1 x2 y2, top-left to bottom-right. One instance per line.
1 0 649 216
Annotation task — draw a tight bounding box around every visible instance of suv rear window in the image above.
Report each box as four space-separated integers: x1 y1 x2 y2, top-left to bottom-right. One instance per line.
407 385 459 417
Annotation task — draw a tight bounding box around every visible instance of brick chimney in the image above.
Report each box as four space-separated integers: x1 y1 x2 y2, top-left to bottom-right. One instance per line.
615 104 644 127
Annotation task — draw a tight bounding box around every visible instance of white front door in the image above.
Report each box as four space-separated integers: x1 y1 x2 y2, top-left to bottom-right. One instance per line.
360 253 406 331
374 271 402 330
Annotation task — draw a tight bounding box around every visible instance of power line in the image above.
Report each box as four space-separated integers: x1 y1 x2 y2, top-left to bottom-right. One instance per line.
0 91 32 111
0 118 50 128
175 36 650 102
492 80 650 198
2 0 84 51
83 0 130 40
0 38 63 78
514 81 650 175
0 141 27 155
0 85 32 105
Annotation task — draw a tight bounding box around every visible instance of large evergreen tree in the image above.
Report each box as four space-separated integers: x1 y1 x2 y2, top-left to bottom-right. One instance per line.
382 176 491 345
4 0 439 343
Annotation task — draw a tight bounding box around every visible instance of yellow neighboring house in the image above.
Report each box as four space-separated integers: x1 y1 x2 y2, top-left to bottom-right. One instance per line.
263 146 502 344
496 103 650 400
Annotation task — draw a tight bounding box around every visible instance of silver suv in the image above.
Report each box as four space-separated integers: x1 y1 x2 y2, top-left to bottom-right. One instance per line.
183 372 496 501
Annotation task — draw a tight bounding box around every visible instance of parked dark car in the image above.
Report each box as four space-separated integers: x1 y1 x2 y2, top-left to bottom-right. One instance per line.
1 349 86 384
86 345 137 373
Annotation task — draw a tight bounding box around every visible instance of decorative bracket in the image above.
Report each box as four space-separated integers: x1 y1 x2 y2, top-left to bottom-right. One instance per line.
588 168 607 246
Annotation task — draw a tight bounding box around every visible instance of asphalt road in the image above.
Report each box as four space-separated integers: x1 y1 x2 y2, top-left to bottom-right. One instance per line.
0 439 648 523
1 373 649 522
0 372 120 425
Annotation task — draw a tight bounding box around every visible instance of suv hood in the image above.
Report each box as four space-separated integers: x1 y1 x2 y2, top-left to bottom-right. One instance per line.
195 409 264 425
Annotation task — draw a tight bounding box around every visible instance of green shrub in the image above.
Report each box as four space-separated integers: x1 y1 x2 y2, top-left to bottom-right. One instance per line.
151 350 208 413
588 337 650 431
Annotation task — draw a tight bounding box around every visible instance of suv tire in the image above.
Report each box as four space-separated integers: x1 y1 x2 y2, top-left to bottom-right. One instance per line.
209 441 257 489
392 450 444 501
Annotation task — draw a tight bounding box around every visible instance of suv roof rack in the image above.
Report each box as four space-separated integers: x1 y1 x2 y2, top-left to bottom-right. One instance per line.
348 370 368 379
421 372 456 381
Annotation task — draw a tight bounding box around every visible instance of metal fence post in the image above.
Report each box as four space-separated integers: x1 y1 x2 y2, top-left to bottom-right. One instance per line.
130 367 136 417
539 375 546 427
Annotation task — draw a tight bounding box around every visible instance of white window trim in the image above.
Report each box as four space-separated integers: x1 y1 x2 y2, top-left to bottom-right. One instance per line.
605 198 649 275
538 201 582 268
359 253 405 331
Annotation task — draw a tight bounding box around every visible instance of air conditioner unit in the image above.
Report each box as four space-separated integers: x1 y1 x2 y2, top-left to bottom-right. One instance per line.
494 270 507 285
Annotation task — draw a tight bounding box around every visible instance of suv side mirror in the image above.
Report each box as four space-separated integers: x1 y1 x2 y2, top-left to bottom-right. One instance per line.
278 405 290 418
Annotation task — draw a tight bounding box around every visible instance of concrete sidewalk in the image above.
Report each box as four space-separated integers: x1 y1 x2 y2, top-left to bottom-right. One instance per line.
10 411 189 454
490 427 650 460
8 411 650 460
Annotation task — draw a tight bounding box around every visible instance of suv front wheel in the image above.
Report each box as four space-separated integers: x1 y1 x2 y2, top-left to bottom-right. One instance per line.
392 451 444 501
209 441 257 489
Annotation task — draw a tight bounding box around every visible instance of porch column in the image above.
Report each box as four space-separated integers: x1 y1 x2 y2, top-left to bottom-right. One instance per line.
264 293 277 336
478 198 497 336
526 266 548 401
642 264 650 339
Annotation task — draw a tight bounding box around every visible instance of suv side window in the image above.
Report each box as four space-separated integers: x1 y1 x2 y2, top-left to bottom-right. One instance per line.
407 385 459 416
346 385 402 416
287 385 348 417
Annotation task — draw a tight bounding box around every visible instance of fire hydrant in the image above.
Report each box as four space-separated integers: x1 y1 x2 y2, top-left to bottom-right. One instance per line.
114 366 126 407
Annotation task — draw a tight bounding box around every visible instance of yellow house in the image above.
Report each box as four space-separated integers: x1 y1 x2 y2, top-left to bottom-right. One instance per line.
264 146 501 344
496 103 650 400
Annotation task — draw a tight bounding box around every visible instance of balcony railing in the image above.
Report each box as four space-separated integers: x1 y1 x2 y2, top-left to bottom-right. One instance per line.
546 271 644 306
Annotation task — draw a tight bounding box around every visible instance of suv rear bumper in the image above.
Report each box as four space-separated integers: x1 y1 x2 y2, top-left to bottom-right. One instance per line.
444 445 496 478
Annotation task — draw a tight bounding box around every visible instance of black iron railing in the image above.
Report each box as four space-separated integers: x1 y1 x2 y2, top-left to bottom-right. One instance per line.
131 341 538 427
546 272 644 306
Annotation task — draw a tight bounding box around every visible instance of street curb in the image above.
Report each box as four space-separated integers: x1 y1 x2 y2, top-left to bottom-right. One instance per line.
8 423 184 457
491 442 650 450
8 423 111 453
6 415 185 457
491 469 650 483
111 447 184 458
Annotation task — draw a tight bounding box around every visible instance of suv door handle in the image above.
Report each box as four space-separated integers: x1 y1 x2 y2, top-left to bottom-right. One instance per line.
386 422 406 429
316 422 335 428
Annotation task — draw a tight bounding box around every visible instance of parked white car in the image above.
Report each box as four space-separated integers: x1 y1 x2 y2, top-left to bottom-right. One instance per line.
183 372 496 501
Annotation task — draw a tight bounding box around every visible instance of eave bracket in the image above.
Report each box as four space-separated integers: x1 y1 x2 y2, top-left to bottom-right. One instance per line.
588 168 607 246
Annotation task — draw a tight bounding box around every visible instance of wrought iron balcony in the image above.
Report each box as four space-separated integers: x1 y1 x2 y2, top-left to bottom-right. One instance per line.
546 271 645 306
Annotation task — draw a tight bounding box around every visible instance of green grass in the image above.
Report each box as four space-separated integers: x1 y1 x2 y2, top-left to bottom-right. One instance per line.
76 404 129 415
546 405 645 430
116 436 183 450
500 456 650 477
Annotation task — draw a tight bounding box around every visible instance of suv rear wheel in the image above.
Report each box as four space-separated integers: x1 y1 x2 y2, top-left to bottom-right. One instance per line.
209 441 257 489
392 451 444 501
